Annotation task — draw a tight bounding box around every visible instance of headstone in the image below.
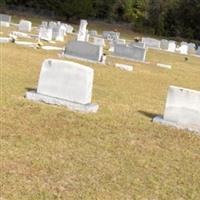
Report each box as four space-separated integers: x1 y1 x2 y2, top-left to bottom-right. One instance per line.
115 64 133 72
188 43 196 54
128 41 145 48
64 40 104 63
52 26 65 41
26 59 99 113
77 20 88 41
103 31 120 40
113 43 147 62
179 42 188 55
154 86 200 133
168 41 176 52
93 37 105 46
49 21 57 29
0 14 11 27
142 37 161 49
19 20 32 32
39 27 53 41
40 21 48 28
0 14 11 22
160 39 169 50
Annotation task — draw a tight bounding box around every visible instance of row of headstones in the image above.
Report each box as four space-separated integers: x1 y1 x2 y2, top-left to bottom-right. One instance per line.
26 59 200 134
141 37 200 56
39 21 74 42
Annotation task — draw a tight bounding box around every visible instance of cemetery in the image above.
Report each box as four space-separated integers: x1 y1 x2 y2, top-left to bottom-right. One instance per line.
0 10 200 200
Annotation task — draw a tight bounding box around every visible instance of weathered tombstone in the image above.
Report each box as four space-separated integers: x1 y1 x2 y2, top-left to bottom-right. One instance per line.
0 14 11 27
26 59 99 113
168 41 176 52
93 37 105 46
160 39 169 50
128 41 145 48
19 20 32 32
77 20 88 42
64 40 104 63
142 37 161 49
103 31 120 41
39 27 53 41
113 43 147 62
188 43 196 54
179 42 188 55
52 26 65 41
154 86 200 133
49 21 57 29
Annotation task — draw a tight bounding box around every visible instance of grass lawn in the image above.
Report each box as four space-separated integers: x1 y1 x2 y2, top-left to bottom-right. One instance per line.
0 18 200 200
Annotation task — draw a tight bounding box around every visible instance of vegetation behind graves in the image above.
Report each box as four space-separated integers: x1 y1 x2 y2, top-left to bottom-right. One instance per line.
2 0 200 40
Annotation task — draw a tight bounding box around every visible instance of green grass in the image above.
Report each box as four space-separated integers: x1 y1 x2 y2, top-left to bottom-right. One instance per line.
1 19 200 200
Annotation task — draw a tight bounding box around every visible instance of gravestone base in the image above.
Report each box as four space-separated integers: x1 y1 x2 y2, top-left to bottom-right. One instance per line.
153 116 200 134
62 53 106 65
26 90 99 113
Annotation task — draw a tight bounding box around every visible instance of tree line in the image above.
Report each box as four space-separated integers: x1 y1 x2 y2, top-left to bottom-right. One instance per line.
1 0 200 41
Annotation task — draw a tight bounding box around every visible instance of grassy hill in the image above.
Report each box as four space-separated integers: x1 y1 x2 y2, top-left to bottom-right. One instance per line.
0 17 200 200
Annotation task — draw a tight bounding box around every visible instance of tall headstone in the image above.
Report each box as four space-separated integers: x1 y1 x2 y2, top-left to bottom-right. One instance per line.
142 37 161 49
154 86 200 133
26 59 99 113
64 40 104 63
77 20 88 42
114 43 147 62
19 20 32 32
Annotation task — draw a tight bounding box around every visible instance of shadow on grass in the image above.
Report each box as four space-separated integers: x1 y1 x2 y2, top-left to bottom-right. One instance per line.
138 110 159 120
25 87 36 92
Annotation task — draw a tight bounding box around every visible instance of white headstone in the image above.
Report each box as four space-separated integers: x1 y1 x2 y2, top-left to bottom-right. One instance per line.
196 47 200 56
39 27 53 41
154 86 200 133
0 14 11 23
179 44 188 55
77 20 88 41
168 41 176 52
26 59 99 113
19 20 32 32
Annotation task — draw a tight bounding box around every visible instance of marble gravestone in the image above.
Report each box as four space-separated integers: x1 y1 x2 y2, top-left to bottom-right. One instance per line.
142 37 161 49
154 86 200 134
39 27 53 41
77 20 88 41
0 14 11 27
26 59 99 113
113 43 147 62
168 41 176 52
19 20 32 32
52 26 65 41
179 42 188 55
188 43 196 54
64 40 104 63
